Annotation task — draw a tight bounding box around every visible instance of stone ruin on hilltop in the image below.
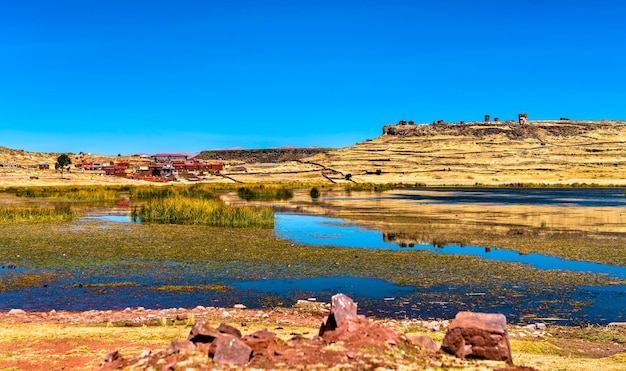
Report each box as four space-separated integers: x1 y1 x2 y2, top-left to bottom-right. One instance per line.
382 113 623 140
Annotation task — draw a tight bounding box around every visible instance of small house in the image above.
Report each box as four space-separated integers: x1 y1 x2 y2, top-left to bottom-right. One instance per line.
151 153 188 162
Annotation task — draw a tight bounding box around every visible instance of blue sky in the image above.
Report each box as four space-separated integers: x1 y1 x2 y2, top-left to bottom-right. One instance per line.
1 1 625 155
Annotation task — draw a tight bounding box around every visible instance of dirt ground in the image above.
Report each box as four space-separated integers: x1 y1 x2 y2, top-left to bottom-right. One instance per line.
1 304 625 370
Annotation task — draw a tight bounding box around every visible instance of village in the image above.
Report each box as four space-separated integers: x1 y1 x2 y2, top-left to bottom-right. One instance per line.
0 152 225 183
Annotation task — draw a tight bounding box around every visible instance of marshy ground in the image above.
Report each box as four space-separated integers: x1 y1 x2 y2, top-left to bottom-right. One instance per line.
1 184 625 369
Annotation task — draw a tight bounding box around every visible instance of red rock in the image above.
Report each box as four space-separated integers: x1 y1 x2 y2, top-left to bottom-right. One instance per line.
406 334 438 353
319 293 358 335
247 329 276 340
104 350 123 363
187 321 220 344
321 315 402 350
244 330 283 361
441 311 513 364
217 322 242 338
168 339 196 353
209 334 252 365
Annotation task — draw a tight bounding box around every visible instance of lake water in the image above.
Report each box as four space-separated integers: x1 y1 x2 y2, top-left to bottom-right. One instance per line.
274 213 626 279
2 188 625 325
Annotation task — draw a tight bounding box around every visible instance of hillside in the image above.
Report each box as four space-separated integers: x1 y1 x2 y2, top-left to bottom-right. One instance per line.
196 147 330 164
298 119 626 185
2 119 626 186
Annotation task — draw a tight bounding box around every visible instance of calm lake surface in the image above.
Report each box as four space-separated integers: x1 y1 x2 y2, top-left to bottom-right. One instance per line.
2 188 625 325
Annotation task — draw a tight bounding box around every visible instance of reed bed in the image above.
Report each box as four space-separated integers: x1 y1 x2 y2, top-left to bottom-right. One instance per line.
129 183 234 200
237 185 294 201
0 205 76 223
5 186 128 201
135 196 274 228
343 182 424 192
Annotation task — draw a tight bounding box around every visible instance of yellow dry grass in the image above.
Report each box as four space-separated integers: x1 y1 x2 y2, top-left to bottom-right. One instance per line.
3 120 626 186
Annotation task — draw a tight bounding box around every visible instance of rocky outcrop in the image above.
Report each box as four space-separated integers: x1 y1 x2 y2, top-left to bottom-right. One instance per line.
382 120 619 140
102 296 529 370
441 311 513 364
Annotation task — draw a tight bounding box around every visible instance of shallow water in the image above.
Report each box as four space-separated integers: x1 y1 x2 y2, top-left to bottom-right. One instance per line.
383 187 626 207
2 187 625 325
275 213 626 279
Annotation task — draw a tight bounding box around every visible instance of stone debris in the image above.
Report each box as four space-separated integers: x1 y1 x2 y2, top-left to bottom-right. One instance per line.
100 294 450 369
94 296 541 369
441 311 513 365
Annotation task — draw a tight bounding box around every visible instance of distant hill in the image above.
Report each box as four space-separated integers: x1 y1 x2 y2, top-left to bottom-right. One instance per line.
299 119 626 186
196 147 332 164
3 119 626 186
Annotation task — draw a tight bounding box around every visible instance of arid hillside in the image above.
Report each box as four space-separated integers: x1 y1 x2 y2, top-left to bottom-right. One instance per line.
196 147 330 164
2 119 626 186
298 120 626 185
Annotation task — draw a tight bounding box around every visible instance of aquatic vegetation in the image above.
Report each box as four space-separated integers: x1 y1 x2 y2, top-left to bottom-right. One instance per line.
4 185 128 201
0 205 76 223
0 272 65 292
128 184 234 200
155 284 233 292
343 183 424 193
237 185 294 201
135 196 274 228
74 282 139 288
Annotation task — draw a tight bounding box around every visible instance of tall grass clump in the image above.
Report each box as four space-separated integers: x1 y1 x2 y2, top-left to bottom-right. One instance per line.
128 184 235 200
237 185 293 201
8 186 124 201
135 196 274 228
0 205 76 223
343 182 422 193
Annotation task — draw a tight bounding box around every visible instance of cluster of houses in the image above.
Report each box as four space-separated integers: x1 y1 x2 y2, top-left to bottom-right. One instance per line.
78 153 224 182
1 153 224 182
0 162 50 170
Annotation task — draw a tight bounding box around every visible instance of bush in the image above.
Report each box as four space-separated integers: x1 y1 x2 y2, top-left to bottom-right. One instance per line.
310 187 321 199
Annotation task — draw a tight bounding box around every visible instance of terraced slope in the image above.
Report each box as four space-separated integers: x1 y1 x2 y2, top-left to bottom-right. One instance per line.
302 120 626 185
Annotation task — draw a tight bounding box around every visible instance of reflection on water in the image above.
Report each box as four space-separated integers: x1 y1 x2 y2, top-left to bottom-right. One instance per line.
80 214 133 223
235 277 415 299
3 188 625 324
275 213 626 279
388 187 626 207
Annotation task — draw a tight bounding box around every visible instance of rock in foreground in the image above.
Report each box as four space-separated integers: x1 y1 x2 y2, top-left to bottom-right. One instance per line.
441 311 513 364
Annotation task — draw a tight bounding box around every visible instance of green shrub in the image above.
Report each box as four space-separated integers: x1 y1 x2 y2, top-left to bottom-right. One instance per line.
310 187 321 199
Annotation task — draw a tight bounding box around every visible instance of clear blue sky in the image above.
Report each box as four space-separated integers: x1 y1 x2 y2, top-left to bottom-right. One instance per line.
1 0 625 155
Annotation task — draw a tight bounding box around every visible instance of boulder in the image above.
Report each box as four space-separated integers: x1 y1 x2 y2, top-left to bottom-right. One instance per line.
243 329 280 360
168 339 196 354
209 334 252 365
321 315 403 350
406 334 438 353
217 322 242 338
187 321 221 344
441 311 512 364
319 293 358 335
